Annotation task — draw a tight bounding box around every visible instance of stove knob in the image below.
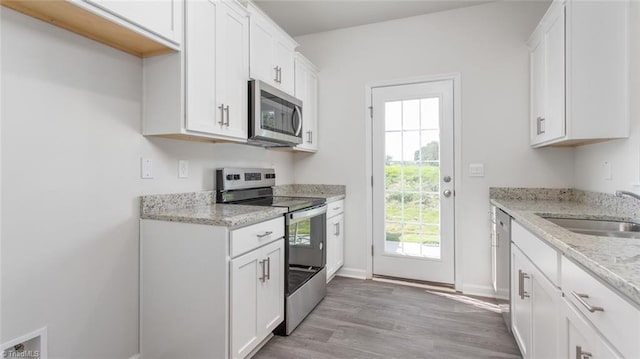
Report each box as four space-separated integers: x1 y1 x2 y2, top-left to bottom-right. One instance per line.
234 174 241 180
226 174 233 180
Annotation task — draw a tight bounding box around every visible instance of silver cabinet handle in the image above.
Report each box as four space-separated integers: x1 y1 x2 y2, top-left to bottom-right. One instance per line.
257 231 273 239
306 131 312 144
265 257 271 280
443 189 452 198
334 222 340 236
571 291 604 313
536 117 546 135
518 270 530 299
443 175 452 183
309 131 313 144
332 206 341 211
259 260 266 282
274 66 279 83
224 105 230 126
218 104 225 126
576 346 593 359
278 67 282 83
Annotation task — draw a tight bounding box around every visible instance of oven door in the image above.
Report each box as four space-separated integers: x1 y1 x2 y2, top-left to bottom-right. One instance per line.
286 205 326 269
249 80 303 145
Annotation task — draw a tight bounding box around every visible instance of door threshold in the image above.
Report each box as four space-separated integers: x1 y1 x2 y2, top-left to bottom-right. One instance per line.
372 275 457 293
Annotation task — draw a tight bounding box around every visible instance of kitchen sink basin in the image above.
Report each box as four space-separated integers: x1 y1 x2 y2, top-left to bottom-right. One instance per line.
539 216 640 239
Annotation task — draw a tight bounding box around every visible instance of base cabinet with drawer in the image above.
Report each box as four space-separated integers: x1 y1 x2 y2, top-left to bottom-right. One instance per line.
510 239 560 359
326 199 344 281
231 239 283 358
140 216 285 359
509 219 639 359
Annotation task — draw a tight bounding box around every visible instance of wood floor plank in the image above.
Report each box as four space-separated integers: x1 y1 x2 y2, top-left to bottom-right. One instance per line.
255 277 521 359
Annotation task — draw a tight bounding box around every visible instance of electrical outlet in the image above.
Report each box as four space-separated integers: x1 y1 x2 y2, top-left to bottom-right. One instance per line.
603 161 612 180
141 158 153 179
178 160 189 178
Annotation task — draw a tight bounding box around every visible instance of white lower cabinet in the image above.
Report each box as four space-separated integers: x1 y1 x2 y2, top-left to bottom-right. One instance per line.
326 200 344 281
140 216 285 359
231 239 284 358
511 242 560 359
510 220 638 359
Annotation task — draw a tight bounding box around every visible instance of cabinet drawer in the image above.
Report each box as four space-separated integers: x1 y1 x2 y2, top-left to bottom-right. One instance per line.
562 256 640 358
512 221 560 287
230 216 284 258
327 199 344 218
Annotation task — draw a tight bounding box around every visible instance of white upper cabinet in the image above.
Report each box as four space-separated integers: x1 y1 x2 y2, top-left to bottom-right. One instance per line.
247 2 298 95
294 53 319 152
1 0 182 57
143 0 249 142
528 0 629 147
84 0 183 45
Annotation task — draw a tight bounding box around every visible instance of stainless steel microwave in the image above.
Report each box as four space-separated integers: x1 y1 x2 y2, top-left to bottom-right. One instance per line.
248 80 303 147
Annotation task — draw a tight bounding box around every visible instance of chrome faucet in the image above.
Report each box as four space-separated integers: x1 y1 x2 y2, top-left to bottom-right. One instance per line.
615 190 640 201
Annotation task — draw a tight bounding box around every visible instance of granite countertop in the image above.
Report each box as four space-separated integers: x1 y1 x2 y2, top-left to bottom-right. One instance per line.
142 203 287 228
273 184 346 202
140 185 346 228
140 190 287 228
490 188 640 308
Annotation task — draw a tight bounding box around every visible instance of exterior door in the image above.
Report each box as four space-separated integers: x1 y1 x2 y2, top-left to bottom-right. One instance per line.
372 80 455 284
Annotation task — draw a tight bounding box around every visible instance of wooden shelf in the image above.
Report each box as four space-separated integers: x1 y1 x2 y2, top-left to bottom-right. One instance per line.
1 0 177 58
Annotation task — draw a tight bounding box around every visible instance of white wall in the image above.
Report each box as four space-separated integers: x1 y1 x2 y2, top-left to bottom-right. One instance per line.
0 8 293 357
293 1 575 294
574 1 640 194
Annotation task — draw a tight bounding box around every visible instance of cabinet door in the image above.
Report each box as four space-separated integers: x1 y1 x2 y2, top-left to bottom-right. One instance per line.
294 57 319 152
257 239 285 334
86 0 182 44
325 216 337 280
184 0 221 134
216 2 249 140
250 16 278 86
230 249 261 359
511 244 532 359
530 265 559 359
544 3 566 142
275 39 295 94
530 40 546 145
335 213 344 269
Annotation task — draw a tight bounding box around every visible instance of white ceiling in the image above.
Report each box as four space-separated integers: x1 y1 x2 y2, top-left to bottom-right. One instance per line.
254 0 496 37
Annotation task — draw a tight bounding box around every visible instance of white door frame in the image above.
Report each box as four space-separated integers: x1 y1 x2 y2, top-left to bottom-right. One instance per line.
364 73 462 290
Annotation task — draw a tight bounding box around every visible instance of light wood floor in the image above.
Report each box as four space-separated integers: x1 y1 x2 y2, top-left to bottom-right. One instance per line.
255 277 521 359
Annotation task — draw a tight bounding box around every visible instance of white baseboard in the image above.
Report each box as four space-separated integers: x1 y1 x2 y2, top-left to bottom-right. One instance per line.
336 267 367 279
461 283 496 298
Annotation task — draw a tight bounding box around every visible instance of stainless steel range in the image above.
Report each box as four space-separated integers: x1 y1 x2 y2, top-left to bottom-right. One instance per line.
216 168 327 335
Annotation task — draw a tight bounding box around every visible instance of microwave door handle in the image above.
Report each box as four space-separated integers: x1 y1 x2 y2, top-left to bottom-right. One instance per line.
293 106 303 136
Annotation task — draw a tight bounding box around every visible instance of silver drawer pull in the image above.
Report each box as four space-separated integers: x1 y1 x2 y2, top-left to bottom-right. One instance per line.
265 257 271 280
256 231 273 238
332 207 341 210
571 291 604 313
576 345 593 359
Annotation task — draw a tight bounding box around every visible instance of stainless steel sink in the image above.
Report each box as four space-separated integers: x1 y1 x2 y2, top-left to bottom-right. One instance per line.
540 216 640 239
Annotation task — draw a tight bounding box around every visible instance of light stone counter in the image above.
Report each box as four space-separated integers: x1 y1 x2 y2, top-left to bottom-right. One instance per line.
491 188 640 308
140 191 286 228
273 184 346 202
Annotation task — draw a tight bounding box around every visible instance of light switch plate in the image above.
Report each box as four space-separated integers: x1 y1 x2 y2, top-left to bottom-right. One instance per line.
141 158 153 179
469 163 485 177
178 160 189 178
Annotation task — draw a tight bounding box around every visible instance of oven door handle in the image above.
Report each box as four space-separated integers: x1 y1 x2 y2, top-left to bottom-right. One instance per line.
288 205 327 224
